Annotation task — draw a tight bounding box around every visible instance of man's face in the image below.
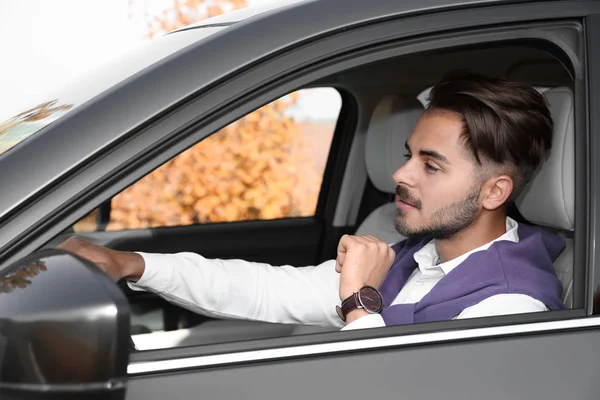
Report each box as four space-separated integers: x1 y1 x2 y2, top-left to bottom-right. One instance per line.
393 110 483 240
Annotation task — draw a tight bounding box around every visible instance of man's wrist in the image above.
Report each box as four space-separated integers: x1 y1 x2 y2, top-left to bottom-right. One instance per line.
117 251 145 282
345 308 370 325
340 282 365 302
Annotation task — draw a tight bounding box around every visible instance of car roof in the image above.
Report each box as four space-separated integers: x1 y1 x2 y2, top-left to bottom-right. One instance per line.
173 0 309 30
174 0 509 31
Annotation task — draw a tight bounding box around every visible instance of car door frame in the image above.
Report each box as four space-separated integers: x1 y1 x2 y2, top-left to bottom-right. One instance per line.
117 0 600 376
586 13 600 310
129 8 600 399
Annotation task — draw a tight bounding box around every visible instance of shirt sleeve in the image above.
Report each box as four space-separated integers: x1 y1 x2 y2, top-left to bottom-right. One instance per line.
456 293 548 320
127 252 344 328
340 313 386 331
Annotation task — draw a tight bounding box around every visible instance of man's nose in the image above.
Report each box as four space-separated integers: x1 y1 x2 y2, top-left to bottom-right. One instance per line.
392 161 416 187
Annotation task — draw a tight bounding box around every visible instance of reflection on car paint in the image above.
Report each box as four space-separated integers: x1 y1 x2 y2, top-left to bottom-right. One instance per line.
0 100 73 156
0 260 47 294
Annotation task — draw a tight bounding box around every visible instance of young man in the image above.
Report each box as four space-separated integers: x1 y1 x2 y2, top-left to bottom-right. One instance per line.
58 71 564 330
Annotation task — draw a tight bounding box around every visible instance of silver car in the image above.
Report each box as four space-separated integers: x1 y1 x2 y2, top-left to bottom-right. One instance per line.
0 0 599 399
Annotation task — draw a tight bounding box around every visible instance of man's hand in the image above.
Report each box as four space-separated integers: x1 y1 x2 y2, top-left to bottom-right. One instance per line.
336 235 395 302
57 237 145 282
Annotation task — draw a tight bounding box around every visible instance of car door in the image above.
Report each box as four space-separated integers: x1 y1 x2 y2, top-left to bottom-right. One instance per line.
118 2 600 400
1 1 600 400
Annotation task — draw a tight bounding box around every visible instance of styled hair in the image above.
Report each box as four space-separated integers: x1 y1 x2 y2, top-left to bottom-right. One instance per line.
427 70 554 202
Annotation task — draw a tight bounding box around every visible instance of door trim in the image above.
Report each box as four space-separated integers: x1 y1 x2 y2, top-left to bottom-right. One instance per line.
128 315 600 375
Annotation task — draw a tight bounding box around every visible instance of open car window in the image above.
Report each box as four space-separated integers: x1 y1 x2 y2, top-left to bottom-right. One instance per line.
116 41 577 352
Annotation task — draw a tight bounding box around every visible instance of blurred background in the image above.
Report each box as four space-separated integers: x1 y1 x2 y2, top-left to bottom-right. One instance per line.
0 0 342 232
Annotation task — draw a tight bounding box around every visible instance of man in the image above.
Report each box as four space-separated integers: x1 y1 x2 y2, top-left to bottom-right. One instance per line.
59 71 564 330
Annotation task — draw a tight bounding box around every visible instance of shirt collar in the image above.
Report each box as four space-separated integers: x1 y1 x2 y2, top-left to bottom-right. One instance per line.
412 216 519 276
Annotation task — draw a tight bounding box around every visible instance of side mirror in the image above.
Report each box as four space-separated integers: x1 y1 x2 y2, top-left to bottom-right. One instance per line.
0 249 130 400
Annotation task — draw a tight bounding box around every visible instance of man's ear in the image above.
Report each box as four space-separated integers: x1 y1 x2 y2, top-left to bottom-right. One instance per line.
481 175 513 211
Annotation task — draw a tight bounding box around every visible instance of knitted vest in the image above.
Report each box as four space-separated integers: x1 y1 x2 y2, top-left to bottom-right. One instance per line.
379 223 565 326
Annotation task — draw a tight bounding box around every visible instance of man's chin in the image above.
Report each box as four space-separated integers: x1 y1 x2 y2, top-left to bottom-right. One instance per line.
394 219 423 239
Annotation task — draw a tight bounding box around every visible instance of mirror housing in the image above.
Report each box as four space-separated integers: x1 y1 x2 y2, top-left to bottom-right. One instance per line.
0 249 130 400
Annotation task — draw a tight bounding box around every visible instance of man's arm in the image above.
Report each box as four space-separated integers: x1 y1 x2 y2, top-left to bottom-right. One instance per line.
129 252 344 328
339 293 548 331
334 234 396 330
57 237 344 328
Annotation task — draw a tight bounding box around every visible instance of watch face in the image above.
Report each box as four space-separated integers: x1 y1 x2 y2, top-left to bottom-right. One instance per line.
358 286 383 313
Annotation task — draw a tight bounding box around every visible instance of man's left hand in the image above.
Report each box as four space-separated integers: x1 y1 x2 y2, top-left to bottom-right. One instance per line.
336 235 396 301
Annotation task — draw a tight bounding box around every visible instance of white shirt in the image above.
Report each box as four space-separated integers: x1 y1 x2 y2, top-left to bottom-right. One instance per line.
128 217 547 331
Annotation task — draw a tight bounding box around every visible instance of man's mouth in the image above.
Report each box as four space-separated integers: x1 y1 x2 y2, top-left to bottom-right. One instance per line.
395 185 420 211
396 196 415 207
396 198 417 211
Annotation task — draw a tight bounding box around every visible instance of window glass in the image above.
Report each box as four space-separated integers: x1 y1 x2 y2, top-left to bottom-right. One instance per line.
72 209 99 233
73 88 341 232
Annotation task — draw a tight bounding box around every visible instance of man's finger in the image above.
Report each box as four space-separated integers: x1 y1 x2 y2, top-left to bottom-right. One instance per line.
57 236 80 251
336 234 356 251
335 250 346 272
359 235 388 246
335 259 342 273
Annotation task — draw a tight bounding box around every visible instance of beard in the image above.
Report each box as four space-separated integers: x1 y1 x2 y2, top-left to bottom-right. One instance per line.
394 184 481 240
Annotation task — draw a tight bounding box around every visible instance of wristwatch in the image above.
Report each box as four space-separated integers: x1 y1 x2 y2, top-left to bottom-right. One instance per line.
336 285 384 322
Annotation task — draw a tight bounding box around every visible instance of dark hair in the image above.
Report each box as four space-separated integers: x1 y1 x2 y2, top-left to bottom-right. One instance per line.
427 70 554 202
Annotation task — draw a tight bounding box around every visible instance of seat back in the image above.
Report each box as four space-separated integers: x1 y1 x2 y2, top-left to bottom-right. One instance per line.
515 86 575 307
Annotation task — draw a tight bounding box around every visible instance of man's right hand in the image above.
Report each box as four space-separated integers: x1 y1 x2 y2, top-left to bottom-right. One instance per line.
57 237 145 282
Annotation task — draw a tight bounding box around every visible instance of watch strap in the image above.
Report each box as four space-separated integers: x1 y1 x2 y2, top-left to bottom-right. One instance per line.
336 292 360 322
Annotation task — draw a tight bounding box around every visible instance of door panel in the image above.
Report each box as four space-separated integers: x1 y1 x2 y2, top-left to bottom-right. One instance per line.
126 328 600 400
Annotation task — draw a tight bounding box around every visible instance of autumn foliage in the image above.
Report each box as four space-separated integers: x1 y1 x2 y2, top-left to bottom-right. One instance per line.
103 0 324 231
106 94 324 230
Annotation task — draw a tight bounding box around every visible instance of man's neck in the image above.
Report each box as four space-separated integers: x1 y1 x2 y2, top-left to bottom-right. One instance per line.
434 214 508 263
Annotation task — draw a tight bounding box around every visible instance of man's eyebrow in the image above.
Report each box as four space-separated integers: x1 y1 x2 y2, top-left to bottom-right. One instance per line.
420 149 450 164
405 141 450 164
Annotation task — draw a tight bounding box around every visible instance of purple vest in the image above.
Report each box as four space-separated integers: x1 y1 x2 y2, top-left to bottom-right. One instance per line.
379 223 565 326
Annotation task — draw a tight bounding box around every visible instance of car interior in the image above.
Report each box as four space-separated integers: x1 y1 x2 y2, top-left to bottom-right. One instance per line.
56 42 576 351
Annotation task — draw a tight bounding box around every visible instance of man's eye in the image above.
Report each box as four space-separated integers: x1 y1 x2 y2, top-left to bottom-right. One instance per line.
425 163 439 173
402 153 411 159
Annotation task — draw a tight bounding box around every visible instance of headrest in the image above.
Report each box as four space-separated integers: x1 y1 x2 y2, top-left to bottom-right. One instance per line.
365 96 423 193
516 87 575 230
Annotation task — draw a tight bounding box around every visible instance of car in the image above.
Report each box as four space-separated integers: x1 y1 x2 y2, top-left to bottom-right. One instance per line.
1 0 600 399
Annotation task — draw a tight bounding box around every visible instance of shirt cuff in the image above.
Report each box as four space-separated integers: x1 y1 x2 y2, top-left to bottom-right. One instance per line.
340 313 386 331
126 252 173 293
